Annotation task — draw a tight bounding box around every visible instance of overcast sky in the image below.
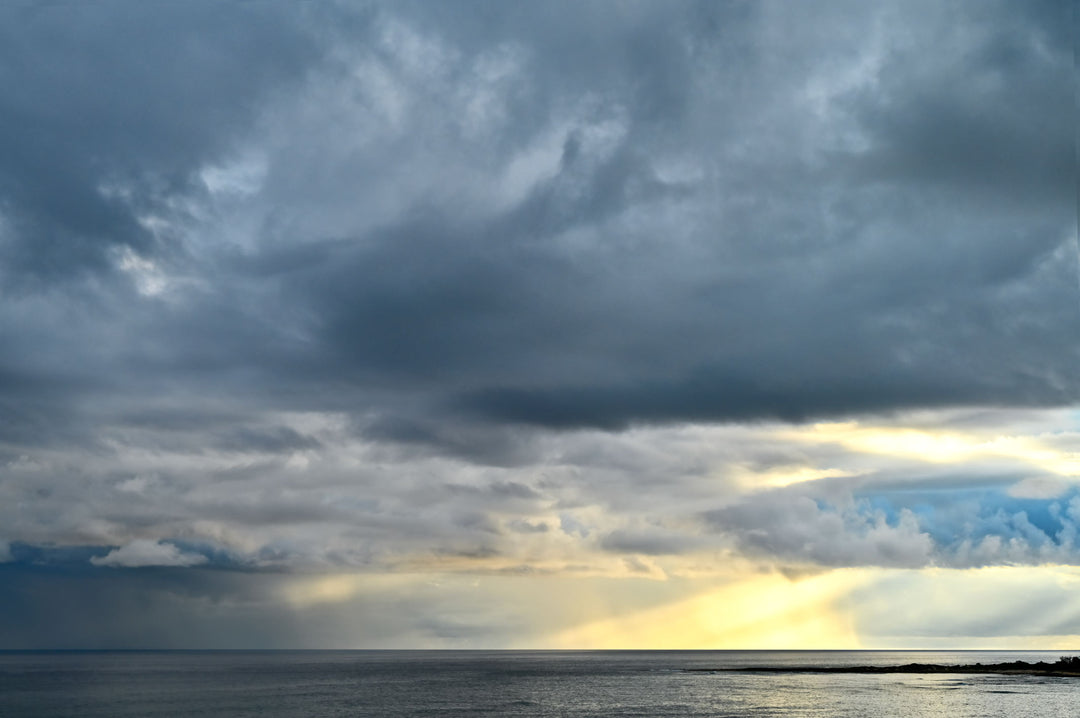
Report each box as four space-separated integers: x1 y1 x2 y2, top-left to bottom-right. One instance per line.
1 0 1077 648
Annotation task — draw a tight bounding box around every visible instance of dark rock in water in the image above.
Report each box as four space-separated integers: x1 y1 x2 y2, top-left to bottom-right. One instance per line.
690 656 1080 677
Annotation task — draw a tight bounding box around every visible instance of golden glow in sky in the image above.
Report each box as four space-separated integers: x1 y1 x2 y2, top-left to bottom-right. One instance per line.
546 570 865 649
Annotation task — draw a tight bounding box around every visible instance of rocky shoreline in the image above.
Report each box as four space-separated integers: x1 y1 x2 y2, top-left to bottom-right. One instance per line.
690 657 1080 677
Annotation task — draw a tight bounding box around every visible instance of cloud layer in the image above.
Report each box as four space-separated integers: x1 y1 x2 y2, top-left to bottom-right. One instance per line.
0 0 1076 647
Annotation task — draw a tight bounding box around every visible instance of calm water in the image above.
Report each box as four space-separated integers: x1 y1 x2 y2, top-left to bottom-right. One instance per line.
0 650 1076 717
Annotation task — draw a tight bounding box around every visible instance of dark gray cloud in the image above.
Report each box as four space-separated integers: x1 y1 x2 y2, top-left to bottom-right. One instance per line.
1 0 1072 447
0 0 320 284
0 0 1077 646
599 527 702 556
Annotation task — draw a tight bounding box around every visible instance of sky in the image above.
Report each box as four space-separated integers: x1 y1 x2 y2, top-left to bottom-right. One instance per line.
0 0 1077 649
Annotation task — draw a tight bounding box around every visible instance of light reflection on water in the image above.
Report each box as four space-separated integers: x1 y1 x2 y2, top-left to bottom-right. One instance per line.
700 672 1075 718
0 650 1076 717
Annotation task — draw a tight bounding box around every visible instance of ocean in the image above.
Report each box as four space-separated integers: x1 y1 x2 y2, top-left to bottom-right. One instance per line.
0 650 1075 717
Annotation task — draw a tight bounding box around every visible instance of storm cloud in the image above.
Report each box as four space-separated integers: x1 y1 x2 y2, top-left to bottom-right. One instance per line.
0 0 1077 646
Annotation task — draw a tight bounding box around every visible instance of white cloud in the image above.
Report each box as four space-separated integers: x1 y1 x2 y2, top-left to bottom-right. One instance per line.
114 246 169 297
1008 476 1069 499
90 540 208 568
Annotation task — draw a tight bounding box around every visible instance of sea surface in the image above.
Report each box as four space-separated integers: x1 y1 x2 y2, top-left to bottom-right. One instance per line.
0 650 1076 717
